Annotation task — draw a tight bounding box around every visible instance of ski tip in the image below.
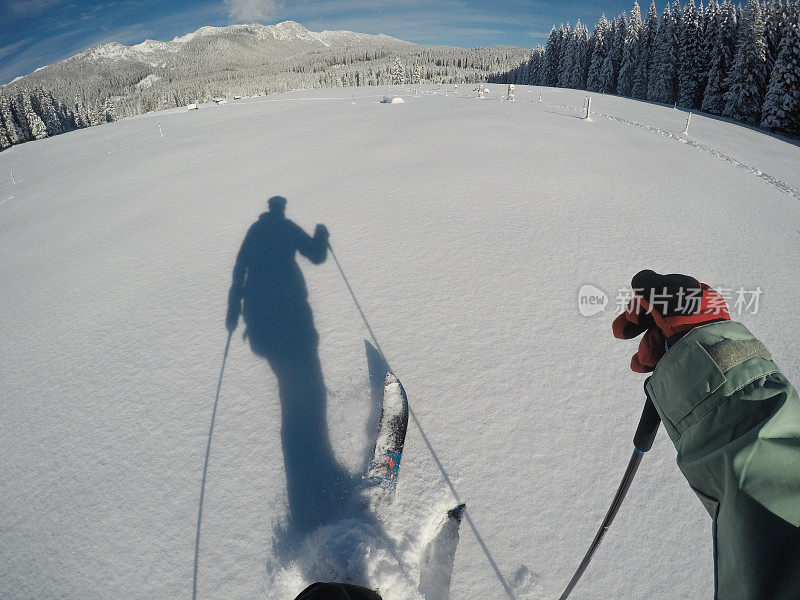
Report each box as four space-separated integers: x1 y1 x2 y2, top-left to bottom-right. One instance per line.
384 371 399 386
447 503 466 522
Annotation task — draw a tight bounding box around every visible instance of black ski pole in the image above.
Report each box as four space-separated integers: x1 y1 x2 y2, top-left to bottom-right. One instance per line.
557 379 661 600
192 330 233 600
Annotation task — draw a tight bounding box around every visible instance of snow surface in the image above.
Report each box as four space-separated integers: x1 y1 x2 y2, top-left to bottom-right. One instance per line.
2 84 800 600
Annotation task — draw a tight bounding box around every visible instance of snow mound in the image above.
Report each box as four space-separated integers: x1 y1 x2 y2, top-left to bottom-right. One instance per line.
380 96 405 104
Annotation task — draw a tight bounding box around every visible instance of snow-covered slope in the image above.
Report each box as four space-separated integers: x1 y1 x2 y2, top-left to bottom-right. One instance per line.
1 85 799 600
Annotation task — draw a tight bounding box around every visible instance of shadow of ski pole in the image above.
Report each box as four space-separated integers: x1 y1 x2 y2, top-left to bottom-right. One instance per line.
329 243 515 599
408 408 515 599
192 331 232 600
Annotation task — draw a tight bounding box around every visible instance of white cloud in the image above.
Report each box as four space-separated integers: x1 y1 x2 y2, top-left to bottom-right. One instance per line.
223 0 279 22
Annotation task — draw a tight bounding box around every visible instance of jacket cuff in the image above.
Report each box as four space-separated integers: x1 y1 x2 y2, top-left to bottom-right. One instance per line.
645 321 778 442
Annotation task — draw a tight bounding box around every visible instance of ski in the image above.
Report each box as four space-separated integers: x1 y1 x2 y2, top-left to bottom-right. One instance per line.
418 503 466 600
364 371 409 503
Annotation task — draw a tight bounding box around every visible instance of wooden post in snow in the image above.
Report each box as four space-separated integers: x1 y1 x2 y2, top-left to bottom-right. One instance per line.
585 96 592 119
682 112 692 134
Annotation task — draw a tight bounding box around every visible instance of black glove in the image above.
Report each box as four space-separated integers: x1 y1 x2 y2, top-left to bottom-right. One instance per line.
613 270 730 372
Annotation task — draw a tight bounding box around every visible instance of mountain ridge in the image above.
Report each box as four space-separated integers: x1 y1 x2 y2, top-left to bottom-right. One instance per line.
0 20 529 151
64 21 415 68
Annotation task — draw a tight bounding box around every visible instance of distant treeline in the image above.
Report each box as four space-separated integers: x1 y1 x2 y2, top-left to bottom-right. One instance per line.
0 44 527 152
492 0 800 137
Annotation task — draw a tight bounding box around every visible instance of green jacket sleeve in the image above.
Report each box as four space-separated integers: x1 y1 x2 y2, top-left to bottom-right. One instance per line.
644 320 800 527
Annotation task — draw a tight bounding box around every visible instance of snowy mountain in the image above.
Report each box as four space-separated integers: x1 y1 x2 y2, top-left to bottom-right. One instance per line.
67 21 413 66
2 84 799 600
0 20 528 145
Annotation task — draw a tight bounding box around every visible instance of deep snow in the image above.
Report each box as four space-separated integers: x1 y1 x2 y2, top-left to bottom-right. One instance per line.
2 84 800 600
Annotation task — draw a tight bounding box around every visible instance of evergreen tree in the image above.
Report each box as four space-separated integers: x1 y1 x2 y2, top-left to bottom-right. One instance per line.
567 21 590 89
634 1 660 98
588 14 612 92
0 118 10 151
391 58 405 84
11 94 32 142
558 23 574 86
33 88 65 135
699 0 720 100
760 3 800 134
0 94 25 145
601 13 628 93
104 97 118 122
723 0 767 123
529 47 545 85
22 94 47 140
678 0 705 107
412 64 422 84
543 26 563 86
764 0 788 76
649 2 679 102
702 0 739 113
74 95 90 129
618 1 643 96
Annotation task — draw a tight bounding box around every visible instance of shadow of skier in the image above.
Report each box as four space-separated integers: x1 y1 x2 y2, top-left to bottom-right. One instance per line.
227 196 352 541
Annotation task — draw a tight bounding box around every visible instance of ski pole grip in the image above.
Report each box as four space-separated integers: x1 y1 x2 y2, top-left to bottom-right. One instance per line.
633 379 661 453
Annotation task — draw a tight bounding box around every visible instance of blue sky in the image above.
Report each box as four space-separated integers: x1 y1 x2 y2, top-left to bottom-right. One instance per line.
0 0 649 84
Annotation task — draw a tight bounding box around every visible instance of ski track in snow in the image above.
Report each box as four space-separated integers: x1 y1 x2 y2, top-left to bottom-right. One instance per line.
535 98 800 202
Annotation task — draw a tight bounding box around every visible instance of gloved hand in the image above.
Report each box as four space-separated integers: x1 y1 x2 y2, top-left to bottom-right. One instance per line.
226 287 241 332
314 224 329 240
613 270 730 372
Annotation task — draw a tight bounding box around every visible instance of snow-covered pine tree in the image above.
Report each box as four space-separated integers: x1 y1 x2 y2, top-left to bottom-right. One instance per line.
737 3 745 35
699 0 721 101
22 94 47 140
723 0 767 123
678 0 705 108
567 21 590 89
104 97 118 122
649 2 679 102
412 64 422 85
11 94 32 142
0 118 10 151
760 2 800 135
391 59 405 85
618 1 643 96
764 0 789 76
558 23 574 87
601 13 628 93
74 95 89 129
0 94 25 145
588 14 612 92
702 0 739 113
529 47 545 85
543 26 563 86
36 89 67 135
633 1 660 98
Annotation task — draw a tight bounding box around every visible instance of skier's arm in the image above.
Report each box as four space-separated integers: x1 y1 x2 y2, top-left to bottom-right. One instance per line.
645 319 800 527
295 223 329 264
226 228 252 331
614 270 800 526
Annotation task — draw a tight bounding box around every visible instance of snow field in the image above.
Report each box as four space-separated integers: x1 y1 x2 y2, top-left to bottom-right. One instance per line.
1 84 800 600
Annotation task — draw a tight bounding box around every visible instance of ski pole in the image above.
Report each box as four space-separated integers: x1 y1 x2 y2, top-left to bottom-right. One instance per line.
327 241 387 362
557 379 661 600
192 330 233 600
